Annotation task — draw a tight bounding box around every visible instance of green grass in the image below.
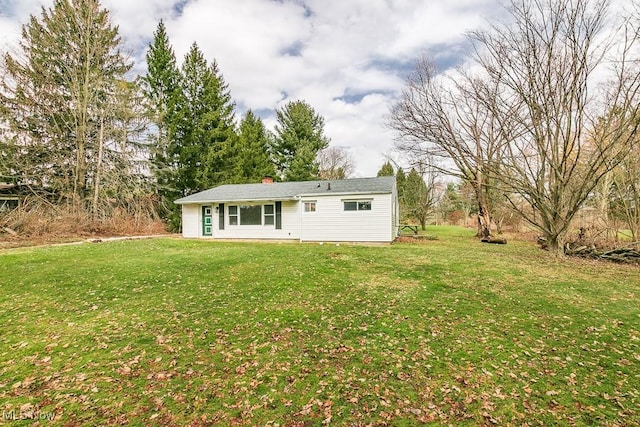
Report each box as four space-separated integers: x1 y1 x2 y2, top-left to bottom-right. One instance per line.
1 226 638 426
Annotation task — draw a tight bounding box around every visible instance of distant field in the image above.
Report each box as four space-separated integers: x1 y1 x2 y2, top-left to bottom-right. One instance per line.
1 227 638 425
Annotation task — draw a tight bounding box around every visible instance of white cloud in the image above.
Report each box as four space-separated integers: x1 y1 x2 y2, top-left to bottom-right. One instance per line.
0 0 53 48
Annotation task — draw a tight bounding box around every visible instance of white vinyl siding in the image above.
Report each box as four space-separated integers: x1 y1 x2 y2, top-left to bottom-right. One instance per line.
300 193 393 242
182 204 200 237
209 201 300 240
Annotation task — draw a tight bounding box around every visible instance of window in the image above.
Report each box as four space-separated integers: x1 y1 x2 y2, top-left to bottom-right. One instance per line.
304 201 316 212
344 201 357 211
229 205 238 225
358 201 372 211
264 204 275 225
240 205 262 225
344 200 372 211
228 204 276 226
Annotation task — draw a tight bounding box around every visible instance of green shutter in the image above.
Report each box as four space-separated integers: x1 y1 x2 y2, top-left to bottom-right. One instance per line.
218 203 225 230
275 201 282 230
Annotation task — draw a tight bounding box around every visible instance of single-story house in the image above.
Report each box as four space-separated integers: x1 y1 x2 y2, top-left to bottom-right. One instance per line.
174 176 399 243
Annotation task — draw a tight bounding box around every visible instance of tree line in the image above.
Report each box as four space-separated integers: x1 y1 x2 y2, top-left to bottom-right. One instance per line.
0 0 354 232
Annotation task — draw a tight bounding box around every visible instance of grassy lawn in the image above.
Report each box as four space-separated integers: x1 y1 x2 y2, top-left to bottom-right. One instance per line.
1 226 638 426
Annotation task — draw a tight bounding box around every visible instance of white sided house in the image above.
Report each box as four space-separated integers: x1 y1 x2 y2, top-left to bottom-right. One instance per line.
174 176 399 243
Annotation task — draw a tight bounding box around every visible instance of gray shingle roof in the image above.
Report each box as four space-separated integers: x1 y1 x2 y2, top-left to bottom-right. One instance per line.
174 176 396 204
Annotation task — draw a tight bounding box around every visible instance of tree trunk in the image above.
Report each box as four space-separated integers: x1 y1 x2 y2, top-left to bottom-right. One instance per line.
92 115 105 221
471 164 492 239
597 172 613 240
475 179 491 239
544 233 566 257
496 215 504 235
73 137 86 209
477 208 491 239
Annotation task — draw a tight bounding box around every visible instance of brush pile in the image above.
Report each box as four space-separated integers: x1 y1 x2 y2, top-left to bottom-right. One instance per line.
564 241 640 263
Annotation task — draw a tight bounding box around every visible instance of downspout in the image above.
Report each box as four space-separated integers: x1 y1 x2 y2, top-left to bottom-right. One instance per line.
295 195 303 242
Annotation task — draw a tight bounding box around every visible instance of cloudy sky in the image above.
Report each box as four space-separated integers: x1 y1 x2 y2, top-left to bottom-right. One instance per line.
0 0 501 177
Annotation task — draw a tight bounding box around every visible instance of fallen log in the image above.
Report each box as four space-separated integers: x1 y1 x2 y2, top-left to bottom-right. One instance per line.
481 237 507 244
2 227 18 236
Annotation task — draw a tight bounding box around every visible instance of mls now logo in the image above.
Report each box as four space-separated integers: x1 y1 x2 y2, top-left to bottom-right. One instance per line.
3 410 56 421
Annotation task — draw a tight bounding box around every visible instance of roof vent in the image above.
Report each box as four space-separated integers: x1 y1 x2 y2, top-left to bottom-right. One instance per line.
327 182 331 191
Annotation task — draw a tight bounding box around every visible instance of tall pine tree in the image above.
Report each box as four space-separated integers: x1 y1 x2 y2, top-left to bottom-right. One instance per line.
0 0 131 205
170 43 236 197
198 58 238 188
141 20 180 201
234 110 275 183
271 100 329 181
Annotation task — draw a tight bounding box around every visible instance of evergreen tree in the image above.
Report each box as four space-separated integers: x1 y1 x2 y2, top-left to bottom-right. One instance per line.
396 168 407 219
141 20 180 199
404 168 435 230
234 110 276 183
439 182 462 223
170 43 236 197
0 0 131 204
271 100 329 181
377 161 395 177
91 78 149 220
196 59 237 189
286 143 319 182
0 136 18 186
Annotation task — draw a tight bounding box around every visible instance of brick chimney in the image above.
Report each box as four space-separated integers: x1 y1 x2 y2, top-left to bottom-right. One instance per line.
261 176 274 184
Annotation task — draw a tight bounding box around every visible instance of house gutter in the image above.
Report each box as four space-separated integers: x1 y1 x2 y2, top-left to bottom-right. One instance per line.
175 197 298 205
295 190 391 198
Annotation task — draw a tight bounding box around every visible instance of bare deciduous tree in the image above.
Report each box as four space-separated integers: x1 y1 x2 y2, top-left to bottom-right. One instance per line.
608 114 640 241
392 0 640 254
317 146 355 180
389 57 504 239
469 0 640 254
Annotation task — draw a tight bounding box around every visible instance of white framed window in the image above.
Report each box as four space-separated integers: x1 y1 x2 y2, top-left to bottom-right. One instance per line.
264 204 275 225
304 201 316 212
227 204 275 226
229 205 238 225
343 199 372 211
